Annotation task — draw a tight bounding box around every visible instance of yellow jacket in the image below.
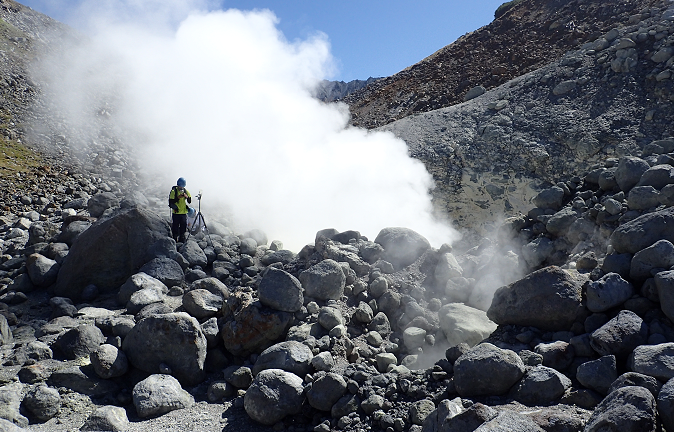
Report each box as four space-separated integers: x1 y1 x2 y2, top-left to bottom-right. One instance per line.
169 186 192 214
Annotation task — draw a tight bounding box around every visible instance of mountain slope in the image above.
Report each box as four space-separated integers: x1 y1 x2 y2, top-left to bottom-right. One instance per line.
343 0 661 129
379 2 674 232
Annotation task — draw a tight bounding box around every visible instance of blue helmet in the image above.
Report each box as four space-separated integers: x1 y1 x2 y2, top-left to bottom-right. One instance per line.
188 207 195 217
177 177 186 187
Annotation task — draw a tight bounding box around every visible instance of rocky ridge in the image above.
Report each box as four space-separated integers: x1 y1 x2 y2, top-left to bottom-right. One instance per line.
379 0 674 235
342 0 661 129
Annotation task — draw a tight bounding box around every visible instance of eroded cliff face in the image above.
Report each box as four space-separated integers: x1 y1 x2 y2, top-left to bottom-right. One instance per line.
379 3 674 232
342 0 661 129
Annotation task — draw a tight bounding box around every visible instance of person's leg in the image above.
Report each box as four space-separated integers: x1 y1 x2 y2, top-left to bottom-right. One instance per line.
178 214 187 242
171 214 180 241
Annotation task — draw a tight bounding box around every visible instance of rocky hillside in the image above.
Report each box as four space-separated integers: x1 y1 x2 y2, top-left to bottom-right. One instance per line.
314 78 381 102
342 0 661 129
379 0 674 235
4 0 674 431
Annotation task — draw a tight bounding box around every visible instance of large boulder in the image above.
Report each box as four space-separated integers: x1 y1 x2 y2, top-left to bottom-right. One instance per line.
244 369 304 426
80 405 129 431
220 291 292 357
117 272 168 305
26 253 60 288
583 386 656 432
590 310 648 357
453 343 525 397
628 343 674 381
299 259 346 300
487 266 586 331
586 273 634 312
511 365 571 405
658 378 674 432
610 206 674 254
615 156 650 192
374 227 431 269
122 313 207 386
132 374 194 418
87 192 119 218
438 303 497 347
52 325 105 360
258 267 303 312
306 372 347 411
252 341 313 376
138 257 185 288
53 208 171 298
654 270 674 323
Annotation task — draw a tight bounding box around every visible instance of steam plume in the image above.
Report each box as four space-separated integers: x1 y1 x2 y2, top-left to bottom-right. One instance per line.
32 2 459 251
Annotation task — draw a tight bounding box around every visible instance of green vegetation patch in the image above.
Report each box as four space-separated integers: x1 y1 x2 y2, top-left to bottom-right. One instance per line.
0 137 43 176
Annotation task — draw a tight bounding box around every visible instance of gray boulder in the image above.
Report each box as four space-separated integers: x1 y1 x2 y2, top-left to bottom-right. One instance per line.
615 156 650 192
584 386 656 432
534 341 575 371
533 186 565 210
220 291 292 357
654 270 674 323
521 237 554 268
307 372 347 411
80 405 129 431
258 267 303 312
422 397 490 432
627 186 660 210
545 207 579 237
223 366 253 388
318 306 344 330
139 257 185 288
628 343 674 380
252 341 313 376
0 315 12 347
189 277 229 298
244 369 304 425
454 343 525 397
54 208 171 298
299 259 346 300
90 344 129 379
87 192 119 218
126 286 164 314
182 289 223 319
511 365 571 406
658 378 674 432
352 301 374 323
21 385 60 422
122 312 207 386
630 240 674 281
0 383 28 427
637 164 674 189
586 273 634 312
26 254 59 288
409 399 436 426
180 240 208 267
609 372 662 397
610 206 674 254
368 312 391 334
47 365 118 396
590 310 648 357
374 227 431 269
57 220 91 245
487 266 586 331
118 272 168 305
434 253 463 286
474 410 544 432
576 355 617 395
132 374 194 418
438 303 497 347
53 325 105 360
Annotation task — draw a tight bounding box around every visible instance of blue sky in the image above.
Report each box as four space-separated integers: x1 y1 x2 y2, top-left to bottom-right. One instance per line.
20 0 506 82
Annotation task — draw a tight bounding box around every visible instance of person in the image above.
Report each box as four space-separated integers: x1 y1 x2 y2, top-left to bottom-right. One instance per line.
168 177 192 242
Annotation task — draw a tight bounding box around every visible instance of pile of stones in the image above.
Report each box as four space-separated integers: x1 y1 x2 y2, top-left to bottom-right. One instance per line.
2 148 674 432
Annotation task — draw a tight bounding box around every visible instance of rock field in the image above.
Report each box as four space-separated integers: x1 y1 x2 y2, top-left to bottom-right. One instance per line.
3 0 674 431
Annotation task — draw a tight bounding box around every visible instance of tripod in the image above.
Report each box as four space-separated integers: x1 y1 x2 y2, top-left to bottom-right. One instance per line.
181 191 213 248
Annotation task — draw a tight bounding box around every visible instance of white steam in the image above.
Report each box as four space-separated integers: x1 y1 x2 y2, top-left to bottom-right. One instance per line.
33 4 459 251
